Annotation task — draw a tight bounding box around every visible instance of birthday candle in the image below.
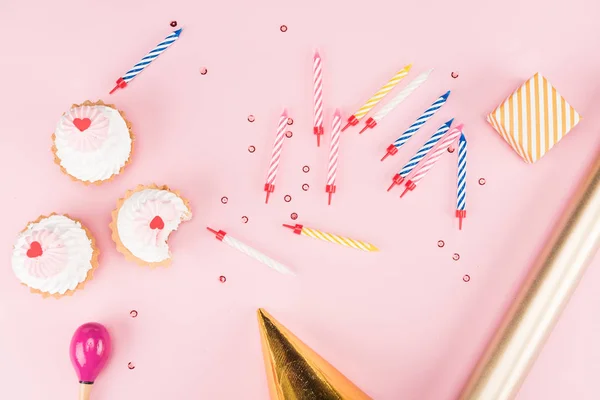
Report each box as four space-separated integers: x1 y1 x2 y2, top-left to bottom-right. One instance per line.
283 224 378 252
326 110 342 205
207 227 294 275
342 64 412 131
313 51 324 146
110 29 182 94
456 133 467 230
360 69 433 134
401 124 465 197
387 119 454 191
264 111 289 203
381 91 451 160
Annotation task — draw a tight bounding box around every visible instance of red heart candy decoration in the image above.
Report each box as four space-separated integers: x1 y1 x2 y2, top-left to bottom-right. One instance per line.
27 241 43 258
149 216 165 230
73 118 91 132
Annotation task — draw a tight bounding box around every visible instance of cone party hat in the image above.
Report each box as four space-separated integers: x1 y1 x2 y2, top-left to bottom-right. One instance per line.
257 308 372 400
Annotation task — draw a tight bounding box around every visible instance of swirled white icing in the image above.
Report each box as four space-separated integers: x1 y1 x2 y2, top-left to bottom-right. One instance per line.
54 105 132 183
11 215 95 295
116 189 192 263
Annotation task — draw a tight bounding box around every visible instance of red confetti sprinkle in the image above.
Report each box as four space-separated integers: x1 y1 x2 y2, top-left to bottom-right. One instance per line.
128 362 135 370
170 21 177 27
290 213 298 220
200 67 208 75
247 115 255 123
447 146 455 153
463 275 470 282
241 216 248 223
221 197 228 204
452 253 460 261
302 166 310 173
437 240 445 248
479 178 486 185
285 131 293 138
451 72 459 78
248 145 256 153
287 117 293 125
219 276 226 283
284 195 292 202
280 25 288 32
302 184 309 191
130 310 138 318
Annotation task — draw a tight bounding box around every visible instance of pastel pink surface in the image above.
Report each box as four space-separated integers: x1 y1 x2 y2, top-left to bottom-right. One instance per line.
1 1 600 400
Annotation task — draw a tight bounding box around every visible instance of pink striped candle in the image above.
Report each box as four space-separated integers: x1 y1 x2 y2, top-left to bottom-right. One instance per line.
264 110 289 203
401 123 465 198
313 51 324 146
326 109 342 205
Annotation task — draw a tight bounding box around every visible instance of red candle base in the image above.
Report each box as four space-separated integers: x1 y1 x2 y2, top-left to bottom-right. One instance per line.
314 126 324 146
341 115 359 132
456 210 466 230
264 183 275 204
325 184 336 205
359 117 378 134
387 174 405 192
381 144 399 161
207 227 227 241
109 78 127 94
400 181 416 198
282 223 303 234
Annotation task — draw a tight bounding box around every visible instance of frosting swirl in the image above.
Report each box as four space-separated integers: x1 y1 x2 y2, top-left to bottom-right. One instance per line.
116 189 191 263
12 215 95 295
54 104 132 183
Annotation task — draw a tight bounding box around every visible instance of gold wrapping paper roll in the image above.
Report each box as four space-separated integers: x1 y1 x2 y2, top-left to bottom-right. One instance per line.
459 147 600 400
257 309 372 400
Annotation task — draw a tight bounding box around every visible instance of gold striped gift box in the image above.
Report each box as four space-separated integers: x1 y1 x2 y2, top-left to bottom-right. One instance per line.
487 73 581 163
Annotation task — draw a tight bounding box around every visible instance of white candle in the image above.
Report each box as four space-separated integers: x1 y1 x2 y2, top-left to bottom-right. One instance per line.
373 69 433 121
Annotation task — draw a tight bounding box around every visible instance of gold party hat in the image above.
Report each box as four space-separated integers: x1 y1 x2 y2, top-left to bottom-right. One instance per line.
257 308 372 400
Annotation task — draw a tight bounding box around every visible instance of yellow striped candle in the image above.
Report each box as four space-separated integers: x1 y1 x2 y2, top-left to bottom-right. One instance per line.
283 223 379 252
342 64 412 131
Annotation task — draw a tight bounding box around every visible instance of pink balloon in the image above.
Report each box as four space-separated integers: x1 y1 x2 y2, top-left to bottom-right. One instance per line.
69 322 111 383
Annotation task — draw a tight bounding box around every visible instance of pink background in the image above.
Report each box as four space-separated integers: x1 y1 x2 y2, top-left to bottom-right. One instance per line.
2 0 600 399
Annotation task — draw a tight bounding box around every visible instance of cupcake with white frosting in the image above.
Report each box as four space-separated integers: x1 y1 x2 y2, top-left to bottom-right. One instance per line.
11 214 99 298
110 184 192 267
52 100 134 184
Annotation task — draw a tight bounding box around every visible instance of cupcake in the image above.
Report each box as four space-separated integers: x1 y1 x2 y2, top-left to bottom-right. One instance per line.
11 214 99 298
52 100 134 184
110 184 192 267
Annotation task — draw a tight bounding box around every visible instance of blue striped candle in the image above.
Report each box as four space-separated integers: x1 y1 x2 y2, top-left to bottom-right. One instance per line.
381 91 450 161
456 133 467 230
387 119 454 191
400 118 454 176
110 29 183 94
